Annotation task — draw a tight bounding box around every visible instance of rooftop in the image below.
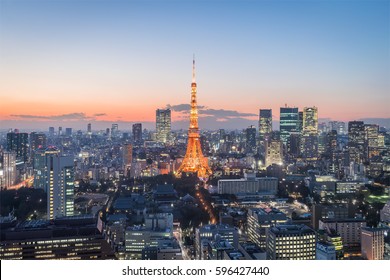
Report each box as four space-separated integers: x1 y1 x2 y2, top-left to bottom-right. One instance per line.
269 224 315 235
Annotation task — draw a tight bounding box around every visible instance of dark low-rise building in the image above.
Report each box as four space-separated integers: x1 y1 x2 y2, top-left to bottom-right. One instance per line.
0 216 115 260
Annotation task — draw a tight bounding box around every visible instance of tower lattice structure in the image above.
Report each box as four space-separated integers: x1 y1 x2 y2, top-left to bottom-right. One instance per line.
176 59 212 178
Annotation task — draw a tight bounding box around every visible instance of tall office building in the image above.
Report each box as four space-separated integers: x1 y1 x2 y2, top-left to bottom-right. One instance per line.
33 147 74 220
49 127 55 137
65 128 72 137
58 127 63 136
266 224 316 260
245 125 257 152
123 144 133 176
361 227 386 260
280 107 299 144
348 121 365 163
30 132 47 152
364 124 379 147
325 130 338 157
265 140 283 167
87 123 92 135
364 124 379 160
287 132 300 157
156 109 171 143
259 109 272 140
300 107 319 160
300 135 319 160
7 131 28 162
302 107 318 135
298 111 303 133
111 124 119 138
132 123 143 145
1 151 16 188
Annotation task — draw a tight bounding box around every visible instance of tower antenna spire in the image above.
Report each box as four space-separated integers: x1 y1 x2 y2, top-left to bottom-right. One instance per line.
192 54 196 83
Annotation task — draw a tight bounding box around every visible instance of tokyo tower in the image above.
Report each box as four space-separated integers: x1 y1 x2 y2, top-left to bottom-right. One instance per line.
176 58 212 179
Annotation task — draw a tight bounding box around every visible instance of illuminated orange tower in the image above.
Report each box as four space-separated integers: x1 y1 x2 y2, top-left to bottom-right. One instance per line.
176 58 212 179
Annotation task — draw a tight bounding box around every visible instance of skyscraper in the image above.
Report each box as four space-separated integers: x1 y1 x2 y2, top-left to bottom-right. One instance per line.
156 109 171 143
298 111 303 133
300 107 319 160
364 124 379 160
265 140 283 167
348 121 365 163
30 132 47 152
302 107 318 135
325 130 338 158
123 144 133 176
65 128 72 137
33 147 74 220
87 123 92 135
1 151 16 188
280 107 299 145
245 125 257 152
49 127 55 137
177 58 211 178
259 109 272 140
111 124 119 138
7 131 28 162
132 123 143 145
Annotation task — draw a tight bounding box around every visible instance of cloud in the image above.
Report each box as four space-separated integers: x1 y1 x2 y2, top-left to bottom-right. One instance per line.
11 113 91 121
94 113 107 117
200 108 257 118
166 103 205 112
168 104 256 121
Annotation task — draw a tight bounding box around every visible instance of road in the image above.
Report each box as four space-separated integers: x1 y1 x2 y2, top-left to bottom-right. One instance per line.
196 187 217 224
7 177 34 190
173 230 191 260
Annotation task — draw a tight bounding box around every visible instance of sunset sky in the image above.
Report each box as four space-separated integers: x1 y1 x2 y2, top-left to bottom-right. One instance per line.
0 0 389 130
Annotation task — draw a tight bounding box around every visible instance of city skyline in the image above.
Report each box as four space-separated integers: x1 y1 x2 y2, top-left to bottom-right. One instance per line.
0 0 389 131
2 0 390 265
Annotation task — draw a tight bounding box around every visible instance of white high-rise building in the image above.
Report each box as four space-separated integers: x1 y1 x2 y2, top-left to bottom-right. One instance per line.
33 147 74 220
1 151 16 188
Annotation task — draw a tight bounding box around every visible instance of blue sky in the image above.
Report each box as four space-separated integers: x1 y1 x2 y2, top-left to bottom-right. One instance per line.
0 0 389 130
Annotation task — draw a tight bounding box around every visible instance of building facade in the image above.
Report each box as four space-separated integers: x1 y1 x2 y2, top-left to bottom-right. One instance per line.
156 109 171 143
33 147 75 220
259 109 272 140
1 151 16 188
132 123 143 145
7 131 28 162
266 224 316 260
217 174 278 197
247 207 288 249
280 107 299 145
361 227 385 260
